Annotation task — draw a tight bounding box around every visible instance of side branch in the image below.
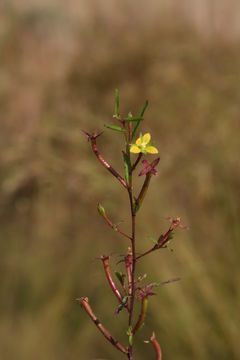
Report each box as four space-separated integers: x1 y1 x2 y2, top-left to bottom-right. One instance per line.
77 297 128 355
99 208 132 240
136 228 171 261
136 217 187 261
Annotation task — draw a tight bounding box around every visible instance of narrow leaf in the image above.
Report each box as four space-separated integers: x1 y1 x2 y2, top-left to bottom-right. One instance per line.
114 296 128 315
148 236 158 245
140 100 149 118
132 100 148 139
125 116 143 122
114 88 119 117
106 124 125 132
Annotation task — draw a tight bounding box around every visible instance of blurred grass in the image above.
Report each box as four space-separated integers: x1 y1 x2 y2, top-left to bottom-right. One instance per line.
0 2 240 359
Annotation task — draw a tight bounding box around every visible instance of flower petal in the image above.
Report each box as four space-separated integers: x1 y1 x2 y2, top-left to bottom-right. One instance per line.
142 133 151 144
130 145 141 153
146 146 158 154
136 137 142 146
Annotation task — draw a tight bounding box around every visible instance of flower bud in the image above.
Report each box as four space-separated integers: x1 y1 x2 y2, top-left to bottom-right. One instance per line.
97 203 105 217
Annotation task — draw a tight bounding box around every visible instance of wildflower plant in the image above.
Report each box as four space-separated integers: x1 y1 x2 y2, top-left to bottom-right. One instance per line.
78 90 186 359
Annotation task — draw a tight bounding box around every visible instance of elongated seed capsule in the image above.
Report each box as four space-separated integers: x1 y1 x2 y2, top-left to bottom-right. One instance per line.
100 256 129 312
135 173 152 213
91 140 127 189
133 296 148 334
150 332 162 360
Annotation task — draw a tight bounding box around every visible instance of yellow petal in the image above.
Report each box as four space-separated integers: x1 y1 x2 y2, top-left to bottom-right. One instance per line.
146 146 158 154
130 145 141 153
136 137 142 146
142 133 151 144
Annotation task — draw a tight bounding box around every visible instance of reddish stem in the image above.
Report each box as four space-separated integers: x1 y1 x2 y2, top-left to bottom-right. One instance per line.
77 297 128 355
127 190 136 360
102 213 132 241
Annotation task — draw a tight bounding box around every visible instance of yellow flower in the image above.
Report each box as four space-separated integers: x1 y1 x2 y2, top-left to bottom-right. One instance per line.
130 133 158 154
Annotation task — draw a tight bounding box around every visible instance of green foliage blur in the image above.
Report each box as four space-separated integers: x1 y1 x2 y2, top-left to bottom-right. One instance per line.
0 2 240 359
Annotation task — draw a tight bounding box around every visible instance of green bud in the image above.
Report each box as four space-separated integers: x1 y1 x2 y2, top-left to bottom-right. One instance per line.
129 335 133 346
126 325 132 336
97 203 105 216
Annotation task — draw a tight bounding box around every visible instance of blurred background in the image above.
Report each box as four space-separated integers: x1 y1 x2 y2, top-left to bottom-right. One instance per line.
1 1 240 359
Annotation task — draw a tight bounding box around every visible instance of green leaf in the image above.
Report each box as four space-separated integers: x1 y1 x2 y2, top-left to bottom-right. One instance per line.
114 296 128 315
106 124 125 132
132 100 148 139
148 236 158 245
114 88 119 117
167 232 174 241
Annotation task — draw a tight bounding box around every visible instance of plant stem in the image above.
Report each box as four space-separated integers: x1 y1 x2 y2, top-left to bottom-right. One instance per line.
77 297 128 355
127 189 136 360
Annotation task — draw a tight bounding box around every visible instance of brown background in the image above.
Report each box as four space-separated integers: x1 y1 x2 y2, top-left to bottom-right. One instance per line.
1 1 240 359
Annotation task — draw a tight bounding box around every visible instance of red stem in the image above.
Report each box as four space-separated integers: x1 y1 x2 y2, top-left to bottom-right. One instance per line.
127 190 136 360
102 213 132 241
77 297 128 355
